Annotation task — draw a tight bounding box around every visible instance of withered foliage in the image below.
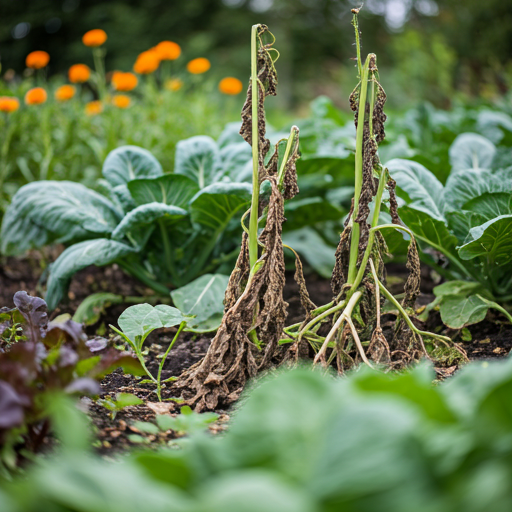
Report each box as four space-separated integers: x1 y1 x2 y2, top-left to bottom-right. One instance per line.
293 253 316 321
240 25 277 182
387 177 401 225
331 225 352 297
175 179 289 411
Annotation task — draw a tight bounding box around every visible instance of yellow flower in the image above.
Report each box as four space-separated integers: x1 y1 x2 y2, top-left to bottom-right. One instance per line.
219 77 243 95
25 87 47 105
165 78 183 91
112 94 131 109
0 97 20 113
85 100 103 116
186 58 211 74
69 64 91 83
155 41 181 61
25 51 50 69
133 51 161 74
55 85 76 102
112 71 138 91
82 29 107 47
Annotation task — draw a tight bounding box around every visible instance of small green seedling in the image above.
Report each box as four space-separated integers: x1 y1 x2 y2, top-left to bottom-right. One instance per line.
97 392 144 419
129 407 219 444
110 303 193 401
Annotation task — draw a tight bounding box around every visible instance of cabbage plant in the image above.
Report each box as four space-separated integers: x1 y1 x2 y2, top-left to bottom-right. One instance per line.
1 138 253 311
388 133 512 328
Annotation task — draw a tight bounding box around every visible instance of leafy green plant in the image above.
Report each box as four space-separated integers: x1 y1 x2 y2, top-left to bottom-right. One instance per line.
6 360 512 511
388 133 512 328
0 291 143 470
110 303 193 401
1 137 254 312
97 393 144 420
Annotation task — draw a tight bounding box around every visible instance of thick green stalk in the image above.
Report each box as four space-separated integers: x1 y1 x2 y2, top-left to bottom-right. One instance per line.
248 24 260 271
346 166 387 298
277 126 299 189
347 56 371 284
119 261 170 296
158 219 178 282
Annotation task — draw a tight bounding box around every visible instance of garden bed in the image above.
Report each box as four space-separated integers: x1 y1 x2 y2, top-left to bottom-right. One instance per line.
2 252 511 456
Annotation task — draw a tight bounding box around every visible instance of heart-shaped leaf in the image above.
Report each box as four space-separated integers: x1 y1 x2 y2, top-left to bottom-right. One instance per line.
128 174 199 208
449 133 496 172
175 136 220 189
102 146 163 187
116 303 187 349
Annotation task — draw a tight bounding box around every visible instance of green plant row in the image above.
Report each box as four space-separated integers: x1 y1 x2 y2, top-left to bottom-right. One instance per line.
3 360 512 511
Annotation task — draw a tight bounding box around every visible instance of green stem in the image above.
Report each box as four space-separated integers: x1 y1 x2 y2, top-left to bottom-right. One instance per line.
249 24 260 272
181 227 223 284
352 12 363 77
376 273 452 344
156 320 186 401
119 261 170 296
277 126 299 189
346 166 387 300
347 56 371 285
92 48 106 100
373 223 473 280
298 299 347 343
158 219 178 282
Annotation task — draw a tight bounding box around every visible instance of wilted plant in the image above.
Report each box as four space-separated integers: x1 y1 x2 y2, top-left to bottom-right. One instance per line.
175 24 309 410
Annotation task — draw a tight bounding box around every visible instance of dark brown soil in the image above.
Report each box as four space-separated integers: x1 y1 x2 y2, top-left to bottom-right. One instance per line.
1 252 512 455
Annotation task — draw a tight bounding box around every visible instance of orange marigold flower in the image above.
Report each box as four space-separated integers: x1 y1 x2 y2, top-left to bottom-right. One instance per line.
219 77 243 95
25 51 50 69
164 78 183 91
112 94 131 109
25 87 47 106
85 100 103 116
82 29 107 47
155 41 181 61
112 71 138 91
68 64 91 83
55 85 76 102
133 51 160 74
0 96 20 113
186 58 211 74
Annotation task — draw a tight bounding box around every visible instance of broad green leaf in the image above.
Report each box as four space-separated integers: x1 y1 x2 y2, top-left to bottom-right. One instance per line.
282 228 335 278
444 167 512 212
102 145 163 187
0 181 121 256
219 142 252 182
112 184 136 213
284 197 343 231
398 206 459 260
117 303 186 349
112 203 188 249
174 135 220 188
189 182 252 231
73 292 124 326
439 295 489 329
46 239 135 310
387 159 445 220
449 133 496 171
433 281 487 299
171 273 229 332
128 174 199 208
458 215 512 266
